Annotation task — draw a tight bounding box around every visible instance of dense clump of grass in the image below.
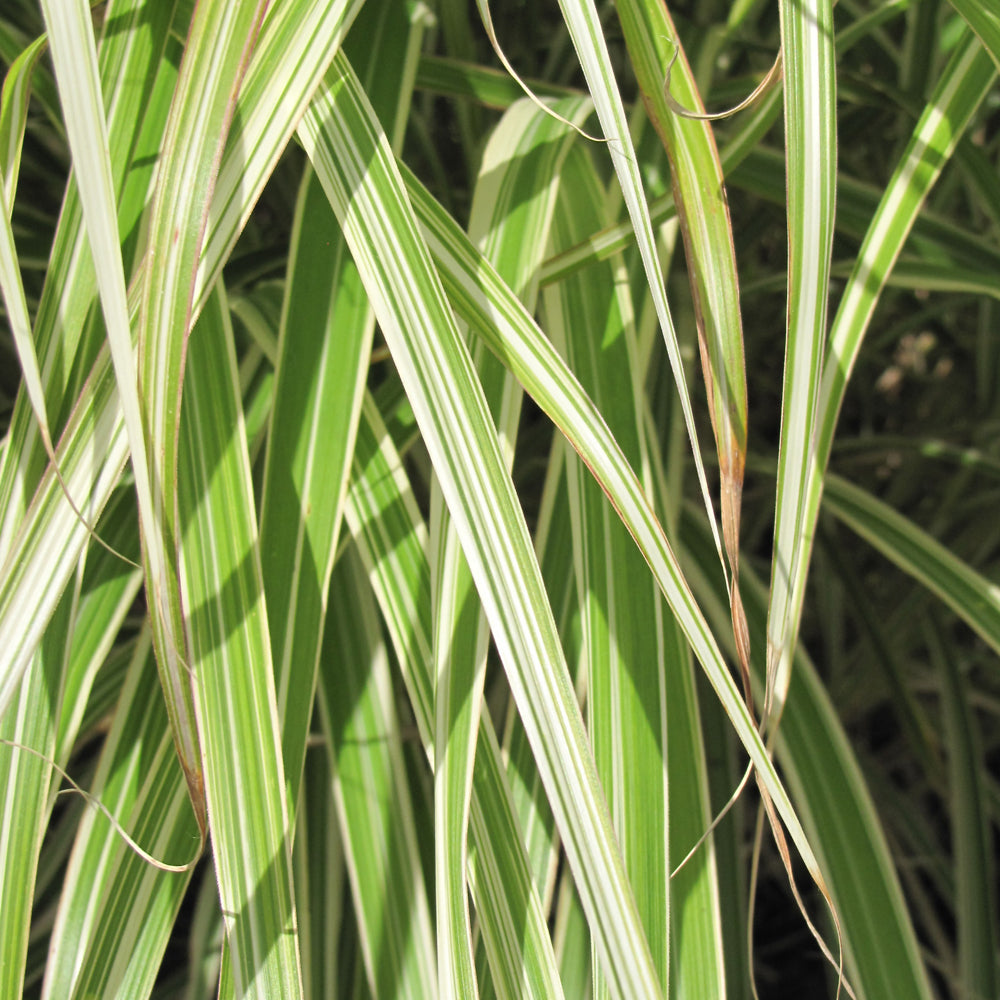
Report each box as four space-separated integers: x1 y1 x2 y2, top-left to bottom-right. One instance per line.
0 1 997 997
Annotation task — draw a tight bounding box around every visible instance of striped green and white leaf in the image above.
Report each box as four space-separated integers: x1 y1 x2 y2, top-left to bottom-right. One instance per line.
194 0 367 305
682 508 935 1000
497 435 574 912
556 0 727 579
0 105 51 498
178 282 301 998
346 393 565 1000
614 0 750 686
0 595 71 999
42 630 198 1000
261 159 372 806
345 393 435 747
948 0 1000 68
399 158 827 891
544 143 672 992
0 31 49 459
260 0 423 817
764 0 838 724
134 0 267 833
823 473 1000 660
0 0 361 737
319 542 436 999
300 44 841 998
768 29 996 719
0 346 128 714
432 92 589 999
4 2 997 997
295 746 344 1000
0 0 182 559
22 0 165 749
299 50 663 998
55 486 143 760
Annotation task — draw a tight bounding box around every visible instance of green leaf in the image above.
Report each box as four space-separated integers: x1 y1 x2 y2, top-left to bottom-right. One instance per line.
765 0 838 722
682 507 936 1000
934 620 998 1000
0 611 68 998
0 32 47 202
433 92 589 999
319 544 436 999
948 0 1000 68
260 0 422 826
42 630 197 1000
135 0 268 834
824 473 1000 659
765 29 996 720
544 143 672 990
557 0 727 579
298 50 664 998
400 158 827 903
178 282 301 997
615 0 749 644
349 385 569 1000
0 0 362 793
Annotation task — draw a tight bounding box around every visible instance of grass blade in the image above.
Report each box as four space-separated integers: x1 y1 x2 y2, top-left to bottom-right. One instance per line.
178 282 301 997
544 142 672 990
433 92 589 999
824 472 1000 659
557 0 727 580
319 544 437 999
933 618 998 1000
260 0 423 816
300 52 664 998
615 0 751 696
401 160 826 894
767 29 995 720
948 0 1000 68
765 0 838 722
682 507 936 1000
42 630 197 1000
135 0 267 834
346 394 566 1000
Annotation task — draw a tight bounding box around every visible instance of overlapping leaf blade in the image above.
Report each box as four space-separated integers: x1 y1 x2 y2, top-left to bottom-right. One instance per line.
346 394 565 999
42 631 198 1000
765 0 838 722
433 92 589 999
769 29 996 721
544 142 672 992
614 0 751 699
556 0 727 578
299 50 664 1000
0 0 362 733
400 158 827 889
682 506 936 1000
178 283 301 998
1 2 995 995
319 544 437 999
135 0 267 834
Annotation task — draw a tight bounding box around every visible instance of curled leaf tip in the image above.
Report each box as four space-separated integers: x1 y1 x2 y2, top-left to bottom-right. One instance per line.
663 41 784 122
